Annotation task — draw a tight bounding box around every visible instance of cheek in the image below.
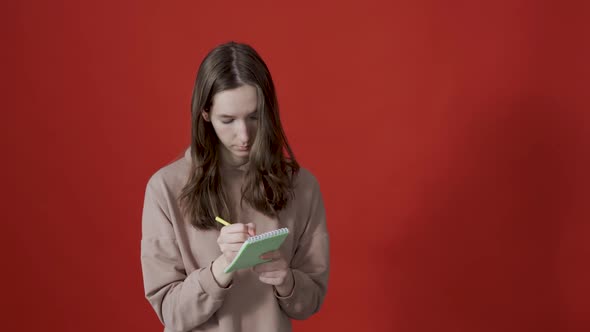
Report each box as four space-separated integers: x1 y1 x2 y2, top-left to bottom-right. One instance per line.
249 122 259 136
211 123 231 141
211 122 227 142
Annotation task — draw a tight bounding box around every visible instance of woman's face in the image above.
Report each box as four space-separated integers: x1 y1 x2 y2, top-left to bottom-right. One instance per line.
205 84 259 166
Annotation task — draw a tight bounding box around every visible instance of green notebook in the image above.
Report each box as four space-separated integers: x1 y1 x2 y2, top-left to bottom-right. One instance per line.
224 228 290 273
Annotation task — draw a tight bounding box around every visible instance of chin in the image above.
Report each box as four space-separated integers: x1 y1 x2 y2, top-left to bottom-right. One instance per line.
233 151 250 159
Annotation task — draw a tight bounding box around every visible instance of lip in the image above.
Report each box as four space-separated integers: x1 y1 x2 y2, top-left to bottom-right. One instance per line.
235 146 250 151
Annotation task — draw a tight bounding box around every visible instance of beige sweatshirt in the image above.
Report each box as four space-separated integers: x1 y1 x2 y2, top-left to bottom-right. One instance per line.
141 148 329 332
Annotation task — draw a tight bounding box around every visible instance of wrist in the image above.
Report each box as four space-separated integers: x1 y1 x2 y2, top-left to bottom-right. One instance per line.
274 269 295 297
211 255 234 288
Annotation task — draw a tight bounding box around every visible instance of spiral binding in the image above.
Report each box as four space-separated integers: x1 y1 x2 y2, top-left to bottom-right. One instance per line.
248 228 289 243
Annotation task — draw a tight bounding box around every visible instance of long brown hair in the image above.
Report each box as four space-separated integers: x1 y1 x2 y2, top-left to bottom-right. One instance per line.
179 42 299 230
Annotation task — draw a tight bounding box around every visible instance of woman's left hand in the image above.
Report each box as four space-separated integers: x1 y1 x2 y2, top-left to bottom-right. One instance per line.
253 250 294 296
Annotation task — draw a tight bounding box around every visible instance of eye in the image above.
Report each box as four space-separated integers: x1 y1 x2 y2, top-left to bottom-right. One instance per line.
221 119 234 124
249 113 258 121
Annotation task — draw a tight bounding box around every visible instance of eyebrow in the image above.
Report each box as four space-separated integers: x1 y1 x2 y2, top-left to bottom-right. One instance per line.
218 110 258 118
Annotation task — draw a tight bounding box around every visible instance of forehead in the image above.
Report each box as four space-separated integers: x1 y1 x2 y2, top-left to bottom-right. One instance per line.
210 84 258 116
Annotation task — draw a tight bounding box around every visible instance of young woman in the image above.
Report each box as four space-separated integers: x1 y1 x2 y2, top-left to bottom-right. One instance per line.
140 42 329 332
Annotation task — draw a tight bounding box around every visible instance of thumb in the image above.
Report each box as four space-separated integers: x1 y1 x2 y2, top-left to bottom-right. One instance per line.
246 223 256 237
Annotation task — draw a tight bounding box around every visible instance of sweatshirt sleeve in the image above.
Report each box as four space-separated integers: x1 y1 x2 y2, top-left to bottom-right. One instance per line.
275 176 330 320
140 174 230 332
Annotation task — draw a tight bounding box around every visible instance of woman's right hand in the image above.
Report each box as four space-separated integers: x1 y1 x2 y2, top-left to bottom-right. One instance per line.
211 222 256 287
217 222 256 266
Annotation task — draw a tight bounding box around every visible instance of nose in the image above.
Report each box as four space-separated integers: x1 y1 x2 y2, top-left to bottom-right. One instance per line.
236 120 249 145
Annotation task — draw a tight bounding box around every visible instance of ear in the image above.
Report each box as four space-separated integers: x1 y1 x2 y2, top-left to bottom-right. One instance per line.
201 110 210 122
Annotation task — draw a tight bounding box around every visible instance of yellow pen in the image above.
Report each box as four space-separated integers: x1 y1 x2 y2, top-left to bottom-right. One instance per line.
215 216 231 226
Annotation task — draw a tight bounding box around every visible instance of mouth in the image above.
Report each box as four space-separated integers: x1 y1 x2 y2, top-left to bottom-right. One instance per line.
235 146 250 151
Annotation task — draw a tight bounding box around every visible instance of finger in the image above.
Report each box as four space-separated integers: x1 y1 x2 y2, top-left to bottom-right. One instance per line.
220 243 244 252
260 250 281 260
253 260 287 273
259 270 287 279
253 263 276 273
245 222 256 236
221 223 250 234
219 232 249 244
258 275 284 286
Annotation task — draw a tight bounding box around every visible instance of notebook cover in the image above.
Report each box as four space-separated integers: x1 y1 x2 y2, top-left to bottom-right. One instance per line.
224 229 289 273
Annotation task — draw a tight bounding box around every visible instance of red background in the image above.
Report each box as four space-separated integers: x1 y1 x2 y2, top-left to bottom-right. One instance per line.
5 1 589 331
